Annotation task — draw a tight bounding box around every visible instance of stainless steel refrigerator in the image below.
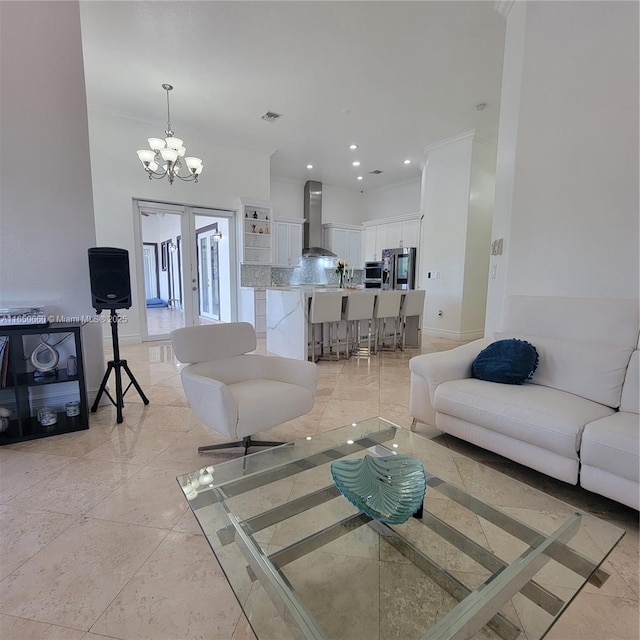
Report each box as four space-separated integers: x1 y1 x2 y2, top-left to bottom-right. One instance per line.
381 247 417 290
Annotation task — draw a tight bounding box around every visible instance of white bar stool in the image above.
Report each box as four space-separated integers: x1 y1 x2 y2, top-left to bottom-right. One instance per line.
374 290 403 353
309 291 344 361
399 289 426 351
343 290 377 358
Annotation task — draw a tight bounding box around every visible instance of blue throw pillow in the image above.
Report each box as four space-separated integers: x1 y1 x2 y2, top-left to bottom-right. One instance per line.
472 339 539 385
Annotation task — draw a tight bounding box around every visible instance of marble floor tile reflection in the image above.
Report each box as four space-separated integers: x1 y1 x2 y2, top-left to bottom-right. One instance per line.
0 336 637 640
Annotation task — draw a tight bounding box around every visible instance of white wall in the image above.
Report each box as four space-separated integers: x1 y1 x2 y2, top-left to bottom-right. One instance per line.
420 134 475 338
0 1 105 399
322 185 364 225
484 1 525 334
486 0 639 332
270 179 304 219
270 178 364 225
87 108 272 341
462 138 495 333
361 179 421 222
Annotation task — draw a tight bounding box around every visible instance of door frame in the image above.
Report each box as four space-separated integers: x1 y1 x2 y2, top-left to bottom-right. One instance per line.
133 199 238 341
196 222 221 320
191 207 238 325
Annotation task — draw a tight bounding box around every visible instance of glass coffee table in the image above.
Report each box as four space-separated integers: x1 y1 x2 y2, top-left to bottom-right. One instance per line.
177 417 624 640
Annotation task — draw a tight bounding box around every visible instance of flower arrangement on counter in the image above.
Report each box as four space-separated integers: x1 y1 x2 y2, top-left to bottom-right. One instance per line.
335 258 347 288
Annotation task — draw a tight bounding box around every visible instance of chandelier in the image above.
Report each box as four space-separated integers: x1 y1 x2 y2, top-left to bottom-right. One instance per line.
136 84 203 185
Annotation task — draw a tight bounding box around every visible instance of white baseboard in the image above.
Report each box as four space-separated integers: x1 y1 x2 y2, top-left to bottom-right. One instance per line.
88 385 111 407
103 333 142 346
422 328 484 341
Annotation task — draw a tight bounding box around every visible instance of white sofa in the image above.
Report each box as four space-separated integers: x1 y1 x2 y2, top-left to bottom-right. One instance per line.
409 296 640 510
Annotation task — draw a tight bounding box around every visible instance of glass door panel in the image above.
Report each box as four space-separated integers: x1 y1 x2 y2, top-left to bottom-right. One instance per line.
197 228 221 321
139 206 186 339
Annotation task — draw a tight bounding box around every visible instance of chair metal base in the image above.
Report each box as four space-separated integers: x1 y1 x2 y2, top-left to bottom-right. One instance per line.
309 320 342 362
198 435 286 456
346 319 373 359
375 317 399 353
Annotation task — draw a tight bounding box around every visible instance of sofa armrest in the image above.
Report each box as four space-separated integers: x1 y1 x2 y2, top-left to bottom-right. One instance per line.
409 338 493 424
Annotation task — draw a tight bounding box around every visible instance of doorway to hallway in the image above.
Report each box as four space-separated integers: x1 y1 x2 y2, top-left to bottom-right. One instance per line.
134 200 238 341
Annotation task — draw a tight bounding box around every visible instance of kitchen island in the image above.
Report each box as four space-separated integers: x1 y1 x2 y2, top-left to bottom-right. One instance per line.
265 286 422 360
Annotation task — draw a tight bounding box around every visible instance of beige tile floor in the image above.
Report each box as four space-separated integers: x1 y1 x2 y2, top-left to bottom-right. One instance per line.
0 337 637 640
145 307 217 338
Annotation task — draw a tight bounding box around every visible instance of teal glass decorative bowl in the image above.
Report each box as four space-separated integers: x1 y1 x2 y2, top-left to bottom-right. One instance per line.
330 455 426 524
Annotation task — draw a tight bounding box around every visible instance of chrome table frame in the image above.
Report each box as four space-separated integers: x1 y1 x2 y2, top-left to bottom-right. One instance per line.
178 418 623 640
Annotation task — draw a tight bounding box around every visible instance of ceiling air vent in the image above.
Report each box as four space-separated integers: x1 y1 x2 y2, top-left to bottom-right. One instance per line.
261 111 282 122
369 169 383 175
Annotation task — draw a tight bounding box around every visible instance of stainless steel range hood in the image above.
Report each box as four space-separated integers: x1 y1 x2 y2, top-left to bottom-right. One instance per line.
302 180 336 257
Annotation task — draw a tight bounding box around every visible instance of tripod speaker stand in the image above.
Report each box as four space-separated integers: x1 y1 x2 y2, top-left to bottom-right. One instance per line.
91 313 149 423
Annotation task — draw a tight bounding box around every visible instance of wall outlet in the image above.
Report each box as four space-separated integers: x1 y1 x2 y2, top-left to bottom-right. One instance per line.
427 271 440 279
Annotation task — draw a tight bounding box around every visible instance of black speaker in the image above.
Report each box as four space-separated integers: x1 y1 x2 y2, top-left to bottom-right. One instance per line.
88 247 132 310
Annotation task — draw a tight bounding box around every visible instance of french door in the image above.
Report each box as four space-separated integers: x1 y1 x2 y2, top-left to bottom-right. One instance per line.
197 225 221 320
142 243 159 300
134 200 238 341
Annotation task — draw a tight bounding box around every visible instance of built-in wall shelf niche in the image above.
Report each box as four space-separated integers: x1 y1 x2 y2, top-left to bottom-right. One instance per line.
237 199 273 265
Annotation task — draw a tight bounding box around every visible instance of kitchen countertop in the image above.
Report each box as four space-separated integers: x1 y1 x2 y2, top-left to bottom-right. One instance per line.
263 285 363 292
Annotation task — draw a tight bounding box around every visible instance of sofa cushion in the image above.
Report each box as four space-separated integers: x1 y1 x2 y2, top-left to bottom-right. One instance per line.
581 412 640 484
495 332 633 409
472 339 538 385
433 378 614 459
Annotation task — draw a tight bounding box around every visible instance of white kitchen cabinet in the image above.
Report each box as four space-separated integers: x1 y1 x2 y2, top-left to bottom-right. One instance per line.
236 198 273 265
362 213 422 259
386 221 403 249
346 229 361 268
364 226 377 261
274 217 304 267
374 224 388 259
400 218 421 247
323 224 362 268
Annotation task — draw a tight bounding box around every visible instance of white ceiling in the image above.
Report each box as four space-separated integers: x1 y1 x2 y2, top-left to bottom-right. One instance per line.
79 1 506 192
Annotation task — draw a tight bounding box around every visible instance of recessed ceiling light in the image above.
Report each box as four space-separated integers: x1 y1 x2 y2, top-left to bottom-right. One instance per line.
403 159 411 165
357 176 363 181
349 144 358 150
306 164 313 169
352 161 360 167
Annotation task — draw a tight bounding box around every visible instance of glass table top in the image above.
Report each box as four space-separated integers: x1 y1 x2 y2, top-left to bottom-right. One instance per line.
177 417 624 640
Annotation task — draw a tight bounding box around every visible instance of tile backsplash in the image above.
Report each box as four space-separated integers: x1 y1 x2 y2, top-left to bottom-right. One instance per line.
241 263 362 288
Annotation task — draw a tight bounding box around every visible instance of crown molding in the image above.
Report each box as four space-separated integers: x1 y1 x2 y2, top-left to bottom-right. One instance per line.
362 211 423 227
360 176 422 195
421 130 476 165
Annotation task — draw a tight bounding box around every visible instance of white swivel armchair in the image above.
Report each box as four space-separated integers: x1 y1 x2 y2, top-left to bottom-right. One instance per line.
171 322 318 455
